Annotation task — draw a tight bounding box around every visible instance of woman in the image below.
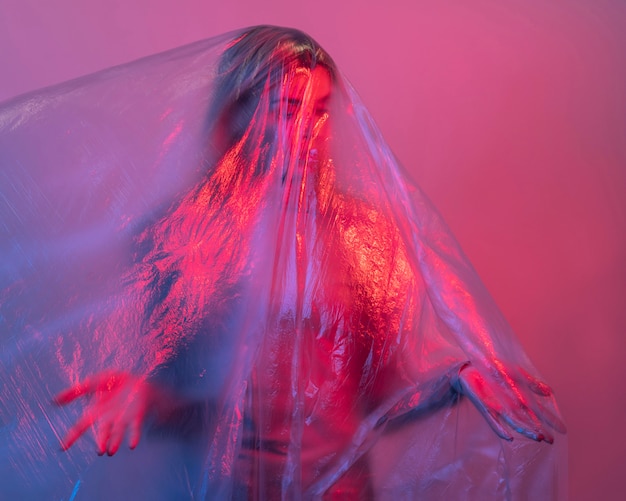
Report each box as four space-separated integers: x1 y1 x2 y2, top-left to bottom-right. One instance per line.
1 26 565 499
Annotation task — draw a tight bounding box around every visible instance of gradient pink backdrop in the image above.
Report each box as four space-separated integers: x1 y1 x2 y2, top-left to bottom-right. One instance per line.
1 0 624 499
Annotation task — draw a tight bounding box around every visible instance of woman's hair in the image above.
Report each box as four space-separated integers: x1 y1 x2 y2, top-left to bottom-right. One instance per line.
206 25 337 156
130 27 338 367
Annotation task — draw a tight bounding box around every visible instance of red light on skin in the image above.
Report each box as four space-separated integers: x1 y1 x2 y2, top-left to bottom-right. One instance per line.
54 371 181 456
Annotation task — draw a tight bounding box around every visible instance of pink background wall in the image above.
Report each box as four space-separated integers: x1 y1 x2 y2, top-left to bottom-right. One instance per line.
1 0 624 498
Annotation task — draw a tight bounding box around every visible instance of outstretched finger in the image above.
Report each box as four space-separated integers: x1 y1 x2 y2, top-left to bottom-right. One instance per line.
128 409 144 450
61 411 96 451
500 411 553 444
107 421 126 456
457 367 513 441
518 367 552 397
54 372 117 405
95 419 113 456
54 385 93 406
478 405 514 442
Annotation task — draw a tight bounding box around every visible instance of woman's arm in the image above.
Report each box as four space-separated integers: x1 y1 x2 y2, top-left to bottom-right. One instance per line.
404 185 566 442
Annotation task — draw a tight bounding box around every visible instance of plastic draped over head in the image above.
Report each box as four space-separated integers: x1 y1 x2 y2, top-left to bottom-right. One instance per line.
0 26 565 499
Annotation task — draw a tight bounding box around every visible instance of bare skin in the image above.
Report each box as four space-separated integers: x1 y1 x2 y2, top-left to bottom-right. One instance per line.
54 372 179 455
455 362 566 443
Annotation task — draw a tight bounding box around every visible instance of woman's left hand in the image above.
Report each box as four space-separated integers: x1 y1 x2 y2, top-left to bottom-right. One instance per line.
453 361 566 443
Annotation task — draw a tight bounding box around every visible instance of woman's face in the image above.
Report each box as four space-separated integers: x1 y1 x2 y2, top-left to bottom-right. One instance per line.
272 65 332 160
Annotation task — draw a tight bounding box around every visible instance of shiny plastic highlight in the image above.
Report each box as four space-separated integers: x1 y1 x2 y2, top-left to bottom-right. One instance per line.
0 26 565 499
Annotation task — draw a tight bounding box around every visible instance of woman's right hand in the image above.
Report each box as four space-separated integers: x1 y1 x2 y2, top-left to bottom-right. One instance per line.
54 371 171 456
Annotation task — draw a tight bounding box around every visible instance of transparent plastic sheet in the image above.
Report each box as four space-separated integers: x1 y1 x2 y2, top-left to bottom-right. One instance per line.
0 26 566 499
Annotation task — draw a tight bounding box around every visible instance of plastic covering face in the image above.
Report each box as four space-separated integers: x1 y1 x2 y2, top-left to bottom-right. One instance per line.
0 26 566 500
